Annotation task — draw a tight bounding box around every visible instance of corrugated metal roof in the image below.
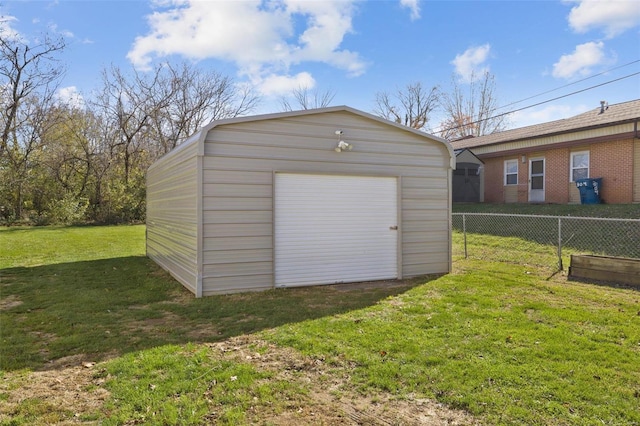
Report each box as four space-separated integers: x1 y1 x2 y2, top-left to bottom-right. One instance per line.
450 99 640 150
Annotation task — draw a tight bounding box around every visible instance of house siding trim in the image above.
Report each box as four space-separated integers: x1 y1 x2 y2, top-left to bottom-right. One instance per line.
468 121 637 150
472 129 636 158
452 101 640 152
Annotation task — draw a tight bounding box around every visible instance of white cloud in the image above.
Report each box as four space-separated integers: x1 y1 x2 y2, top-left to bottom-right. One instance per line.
400 0 421 21
255 72 315 96
0 15 22 42
48 23 74 38
451 44 491 83
127 0 366 97
552 41 606 79
567 0 640 38
56 86 85 109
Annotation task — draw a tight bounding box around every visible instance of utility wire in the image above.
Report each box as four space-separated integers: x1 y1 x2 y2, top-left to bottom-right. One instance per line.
435 70 640 135
496 59 640 111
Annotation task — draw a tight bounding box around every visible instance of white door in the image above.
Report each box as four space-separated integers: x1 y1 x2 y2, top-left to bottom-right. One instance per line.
529 158 545 203
275 174 398 287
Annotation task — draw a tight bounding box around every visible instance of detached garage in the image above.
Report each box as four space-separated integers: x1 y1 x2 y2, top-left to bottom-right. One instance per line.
453 148 484 203
147 106 455 297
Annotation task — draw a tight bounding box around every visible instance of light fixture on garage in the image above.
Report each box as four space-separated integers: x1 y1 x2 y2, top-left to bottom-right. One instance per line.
334 130 353 152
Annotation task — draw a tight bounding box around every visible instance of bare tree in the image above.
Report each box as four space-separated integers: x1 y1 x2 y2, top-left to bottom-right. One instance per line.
0 29 66 218
279 85 335 111
439 71 508 140
373 82 440 131
148 62 260 155
89 62 261 222
0 32 65 155
92 65 165 185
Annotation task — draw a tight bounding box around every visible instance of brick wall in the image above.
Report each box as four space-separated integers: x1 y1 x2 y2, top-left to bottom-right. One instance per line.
540 148 570 204
590 138 634 203
479 137 636 204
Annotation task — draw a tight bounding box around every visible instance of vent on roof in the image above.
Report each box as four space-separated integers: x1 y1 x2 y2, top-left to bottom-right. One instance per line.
599 100 609 114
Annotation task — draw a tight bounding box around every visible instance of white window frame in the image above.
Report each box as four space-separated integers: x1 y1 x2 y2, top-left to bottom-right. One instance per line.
504 159 518 185
570 151 589 182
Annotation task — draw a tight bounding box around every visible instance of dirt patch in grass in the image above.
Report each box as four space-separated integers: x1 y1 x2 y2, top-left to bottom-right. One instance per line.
0 294 22 310
0 334 477 425
210 335 478 425
186 322 223 340
0 361 109 424
124 310 185 334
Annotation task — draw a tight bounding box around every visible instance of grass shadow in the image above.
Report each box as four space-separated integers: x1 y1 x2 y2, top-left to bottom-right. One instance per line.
567 275 640 292
0 256 428 372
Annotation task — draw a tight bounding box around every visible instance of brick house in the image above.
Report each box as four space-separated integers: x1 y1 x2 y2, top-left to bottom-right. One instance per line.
450 99 640 204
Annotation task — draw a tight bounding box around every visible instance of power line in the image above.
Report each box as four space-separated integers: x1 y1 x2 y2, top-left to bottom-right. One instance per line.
496 59 640 111
435 70 640 135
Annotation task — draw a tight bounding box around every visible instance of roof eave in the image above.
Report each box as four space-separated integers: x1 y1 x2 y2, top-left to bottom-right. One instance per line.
460 116 640 150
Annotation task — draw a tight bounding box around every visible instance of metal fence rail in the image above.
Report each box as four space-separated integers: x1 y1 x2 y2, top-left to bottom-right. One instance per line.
452 213 640 271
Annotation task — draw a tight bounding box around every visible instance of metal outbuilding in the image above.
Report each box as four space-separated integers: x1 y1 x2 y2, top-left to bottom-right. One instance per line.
146 106 455 296
453 148 484 203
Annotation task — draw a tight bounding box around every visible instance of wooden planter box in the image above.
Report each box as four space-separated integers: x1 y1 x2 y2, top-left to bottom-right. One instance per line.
569 255 640 287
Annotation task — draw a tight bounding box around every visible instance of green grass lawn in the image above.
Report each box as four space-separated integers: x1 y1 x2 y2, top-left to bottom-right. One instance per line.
452 203 640 218
1 224 639 425
453 203 640 264
0 225 146 269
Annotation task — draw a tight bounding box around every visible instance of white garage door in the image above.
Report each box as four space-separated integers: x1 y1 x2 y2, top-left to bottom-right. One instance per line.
275 173 398 287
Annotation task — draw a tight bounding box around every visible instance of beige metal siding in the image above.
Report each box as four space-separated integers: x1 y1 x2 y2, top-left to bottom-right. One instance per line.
202 166 273 295
147 142 200 294
634 139 640 203
201 110 451 295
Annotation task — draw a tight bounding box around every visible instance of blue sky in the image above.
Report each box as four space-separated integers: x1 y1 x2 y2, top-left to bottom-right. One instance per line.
1 0 639 131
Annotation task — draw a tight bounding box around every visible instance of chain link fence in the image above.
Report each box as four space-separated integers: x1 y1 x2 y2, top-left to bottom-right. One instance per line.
452 213 640 271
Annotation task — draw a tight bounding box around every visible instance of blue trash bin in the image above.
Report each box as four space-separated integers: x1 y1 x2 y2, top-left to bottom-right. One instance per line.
575 178 602 204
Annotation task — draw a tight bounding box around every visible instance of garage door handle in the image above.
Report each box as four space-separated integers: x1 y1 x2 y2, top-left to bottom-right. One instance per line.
389 226 398 230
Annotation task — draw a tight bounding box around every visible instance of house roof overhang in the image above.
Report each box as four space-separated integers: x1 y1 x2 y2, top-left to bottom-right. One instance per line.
449 99 640 156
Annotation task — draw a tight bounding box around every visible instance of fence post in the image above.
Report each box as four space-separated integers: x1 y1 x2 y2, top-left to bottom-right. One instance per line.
463 213 468 259
557 217 563 271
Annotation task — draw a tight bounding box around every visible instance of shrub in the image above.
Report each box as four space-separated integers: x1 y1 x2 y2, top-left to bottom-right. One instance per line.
46 194 89 225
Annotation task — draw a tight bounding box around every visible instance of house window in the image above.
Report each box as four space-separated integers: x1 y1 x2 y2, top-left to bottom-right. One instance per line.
571 151 589 182
504 159 518 185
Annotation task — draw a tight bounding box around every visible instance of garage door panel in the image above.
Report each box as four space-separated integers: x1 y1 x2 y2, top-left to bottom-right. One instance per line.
276 271 395 287
275 174 398 287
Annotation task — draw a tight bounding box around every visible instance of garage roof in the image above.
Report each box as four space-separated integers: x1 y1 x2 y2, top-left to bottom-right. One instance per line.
156 105 456 170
